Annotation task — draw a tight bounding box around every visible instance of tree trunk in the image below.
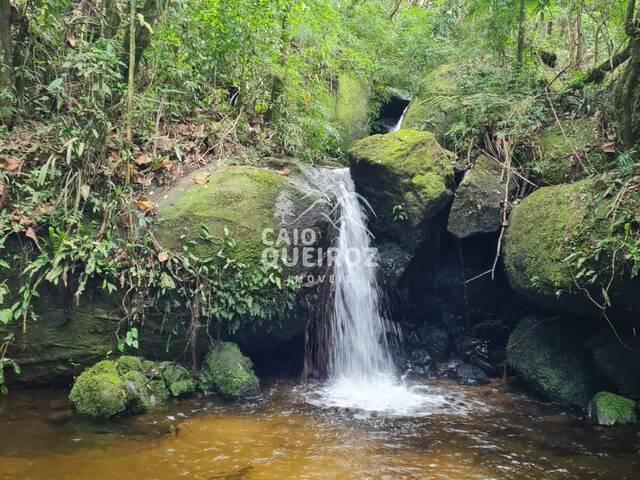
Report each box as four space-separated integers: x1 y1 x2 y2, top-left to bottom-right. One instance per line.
0 0 12 96
516 0 526 66
618 0 639 149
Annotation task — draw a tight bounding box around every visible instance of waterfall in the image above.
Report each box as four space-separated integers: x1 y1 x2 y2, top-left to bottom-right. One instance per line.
389 105 408 132
303 167 443 415
329 168 394 380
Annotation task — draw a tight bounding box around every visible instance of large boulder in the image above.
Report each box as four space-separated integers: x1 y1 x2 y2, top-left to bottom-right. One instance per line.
531 118 602 186
197 342 260 399
349 129 455 251
448 155 517 238
588 391 637 426
503 178 640 318
155 163 331 356
507 316 595 409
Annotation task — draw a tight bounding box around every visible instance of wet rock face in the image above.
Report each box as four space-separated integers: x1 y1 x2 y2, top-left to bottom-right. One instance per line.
447 155 517 239
507 316 595 409
588 391 638 426
588 331 640 401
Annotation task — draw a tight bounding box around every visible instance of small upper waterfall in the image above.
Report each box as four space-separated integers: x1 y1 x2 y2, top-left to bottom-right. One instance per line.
329 168 394 380
389 105 408 132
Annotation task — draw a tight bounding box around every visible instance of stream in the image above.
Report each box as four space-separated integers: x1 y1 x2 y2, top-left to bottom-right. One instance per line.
1 380 639 480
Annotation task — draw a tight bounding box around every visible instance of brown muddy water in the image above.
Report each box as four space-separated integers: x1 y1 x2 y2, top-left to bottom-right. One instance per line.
0 379 638 480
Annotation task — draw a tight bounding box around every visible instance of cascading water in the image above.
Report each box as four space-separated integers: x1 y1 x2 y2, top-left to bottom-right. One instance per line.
305 167 451 416
328 168 394 380
390 105 408 132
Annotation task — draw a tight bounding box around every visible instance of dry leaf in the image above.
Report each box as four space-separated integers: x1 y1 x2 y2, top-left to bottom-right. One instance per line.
161 158 175 170
602 142 617 153
194 173 210 185
157 251 169 262
1 157 20 172
25 227 42 250
277 169 291 177
134 154 152 165
79 184 91 201
136 199 153 211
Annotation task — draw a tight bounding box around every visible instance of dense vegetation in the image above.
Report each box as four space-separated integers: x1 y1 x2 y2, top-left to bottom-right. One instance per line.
1 0 639 393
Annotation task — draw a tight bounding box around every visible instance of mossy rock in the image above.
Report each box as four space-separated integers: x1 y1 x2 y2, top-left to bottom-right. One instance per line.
504 179 594 316
349 129 455 251
156 164 326 272
531 117 603 186
507 315 595 409
504 178 639 317
197 342 260 399
447 155 517 239
122 370 151 414
69 360 128 417
588 392 637 426
332 74 372 150
160 362 195 397
403 64 459 142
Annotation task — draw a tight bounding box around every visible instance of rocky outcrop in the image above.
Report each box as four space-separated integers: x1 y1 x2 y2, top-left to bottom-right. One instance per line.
69 356 194 418
197 342 260 399
349 129 455 252
447 155 517 239
588 391 637 426
507 316 595 408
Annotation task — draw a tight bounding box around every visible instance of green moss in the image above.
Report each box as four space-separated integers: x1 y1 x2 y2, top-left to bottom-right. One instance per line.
333 74 372 150
69 360 128 417
197 342 260 399
115 356 152 376
589 392 637 425
504 179 593 313
533 118 603 186
122 370 151 414
507 316 594 408
160 362 196 397
348 129 454 250
403 64 458 140
156 166 298 266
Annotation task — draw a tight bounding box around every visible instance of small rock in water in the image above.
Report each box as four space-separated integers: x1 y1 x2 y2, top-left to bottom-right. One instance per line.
454 363 490 386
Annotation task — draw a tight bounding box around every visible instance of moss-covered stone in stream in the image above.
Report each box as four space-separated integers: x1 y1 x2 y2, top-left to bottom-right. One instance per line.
197 342 260 399
349 129 455 250
69 357 196 417
69 360 129 417
531 118 604 186
160 362 196 397
507 316 595 409
588 392 637 426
